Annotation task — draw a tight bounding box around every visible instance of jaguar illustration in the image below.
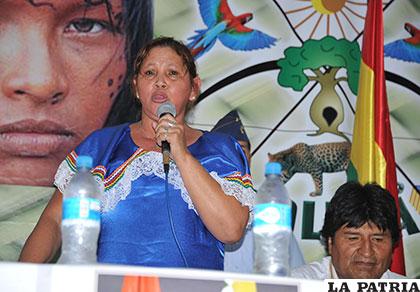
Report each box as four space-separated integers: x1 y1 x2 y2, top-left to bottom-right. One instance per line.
268 141 351 196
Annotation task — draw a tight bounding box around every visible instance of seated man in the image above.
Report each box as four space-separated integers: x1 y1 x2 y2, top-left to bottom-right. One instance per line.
211 110 305 273
291 181 405 279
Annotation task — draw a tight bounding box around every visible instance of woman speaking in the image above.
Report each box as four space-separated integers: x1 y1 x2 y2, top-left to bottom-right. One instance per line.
19 37 255 270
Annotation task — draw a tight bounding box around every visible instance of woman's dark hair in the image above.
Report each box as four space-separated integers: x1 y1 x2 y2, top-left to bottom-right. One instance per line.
320 181 400 254
103 0 154 126
132 36 198 84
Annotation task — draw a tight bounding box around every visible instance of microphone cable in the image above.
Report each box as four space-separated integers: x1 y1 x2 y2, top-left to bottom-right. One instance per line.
164 171 189 267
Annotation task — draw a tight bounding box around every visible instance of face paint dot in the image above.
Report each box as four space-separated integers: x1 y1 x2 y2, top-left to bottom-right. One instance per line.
108 79 114 87
118 74 123 81
110 92 114 99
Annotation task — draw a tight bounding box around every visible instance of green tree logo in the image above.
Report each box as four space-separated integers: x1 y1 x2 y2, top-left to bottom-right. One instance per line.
277 36 360 140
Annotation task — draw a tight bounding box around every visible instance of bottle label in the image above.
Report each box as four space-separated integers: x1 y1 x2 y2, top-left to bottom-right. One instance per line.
253 203 292 230
62 197 101 221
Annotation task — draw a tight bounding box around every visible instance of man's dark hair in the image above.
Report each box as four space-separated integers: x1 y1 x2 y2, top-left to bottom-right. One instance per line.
104 0 154 126
320 181 400 254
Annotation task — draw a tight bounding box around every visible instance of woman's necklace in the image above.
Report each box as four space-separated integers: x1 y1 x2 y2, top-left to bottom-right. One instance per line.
130 122 159 151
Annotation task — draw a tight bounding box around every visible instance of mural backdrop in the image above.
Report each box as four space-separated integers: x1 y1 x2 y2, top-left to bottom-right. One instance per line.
0 0 419 278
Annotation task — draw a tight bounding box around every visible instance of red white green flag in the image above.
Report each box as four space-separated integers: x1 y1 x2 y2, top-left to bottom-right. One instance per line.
349 0 405 275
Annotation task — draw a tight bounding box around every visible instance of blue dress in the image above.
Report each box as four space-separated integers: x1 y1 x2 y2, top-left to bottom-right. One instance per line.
54 123 255 270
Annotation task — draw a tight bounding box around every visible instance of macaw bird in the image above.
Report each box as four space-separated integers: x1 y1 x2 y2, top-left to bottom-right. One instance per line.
384 23 420 64
187 0 277 59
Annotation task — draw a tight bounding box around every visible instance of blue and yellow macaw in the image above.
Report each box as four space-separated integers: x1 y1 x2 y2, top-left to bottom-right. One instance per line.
187 0 277 59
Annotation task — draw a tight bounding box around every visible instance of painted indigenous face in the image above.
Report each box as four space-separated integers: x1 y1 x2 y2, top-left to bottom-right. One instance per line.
134 46 200 123
0 0 126 186
329 222 394 279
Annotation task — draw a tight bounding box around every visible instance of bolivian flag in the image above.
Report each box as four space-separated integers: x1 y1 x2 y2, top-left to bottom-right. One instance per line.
349 0 405 275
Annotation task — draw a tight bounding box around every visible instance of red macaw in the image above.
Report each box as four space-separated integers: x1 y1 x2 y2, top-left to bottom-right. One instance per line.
384 23 420 63
187 0 277 59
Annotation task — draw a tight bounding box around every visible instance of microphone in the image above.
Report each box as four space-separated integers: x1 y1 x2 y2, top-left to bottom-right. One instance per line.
156 102 177 174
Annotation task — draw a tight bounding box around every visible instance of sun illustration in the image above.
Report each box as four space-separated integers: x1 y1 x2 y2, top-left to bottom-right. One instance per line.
275 0 387 41
311 0 347 14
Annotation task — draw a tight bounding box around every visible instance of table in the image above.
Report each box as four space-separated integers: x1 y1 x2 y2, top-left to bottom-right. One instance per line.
0 262 324 292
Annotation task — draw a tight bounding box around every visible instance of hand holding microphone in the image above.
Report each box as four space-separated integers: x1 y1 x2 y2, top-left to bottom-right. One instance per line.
156 102 177 174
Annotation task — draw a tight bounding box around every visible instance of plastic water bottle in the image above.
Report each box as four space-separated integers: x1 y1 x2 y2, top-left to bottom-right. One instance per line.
58 155 102 264
253 162 291 276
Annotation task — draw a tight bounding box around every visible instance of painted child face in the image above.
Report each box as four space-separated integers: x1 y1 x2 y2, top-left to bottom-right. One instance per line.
0 0 126 186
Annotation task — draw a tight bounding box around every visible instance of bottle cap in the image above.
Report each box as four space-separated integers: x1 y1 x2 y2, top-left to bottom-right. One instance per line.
265 162 282 175
76 155 93 169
